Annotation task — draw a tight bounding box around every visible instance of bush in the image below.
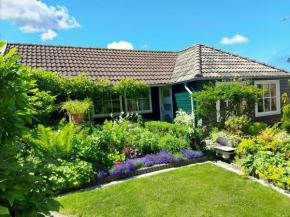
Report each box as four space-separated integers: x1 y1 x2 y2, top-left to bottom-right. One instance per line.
158 134 190 153
282 93 290 133
128 128 160 155
235 125 290 190
224 115 251 135
47 160 95 191
243 122 267 136
145 121 189 139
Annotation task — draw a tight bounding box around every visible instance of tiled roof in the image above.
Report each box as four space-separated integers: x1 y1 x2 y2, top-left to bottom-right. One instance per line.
5 43 290 85
171 44 290 83
6 43 178 84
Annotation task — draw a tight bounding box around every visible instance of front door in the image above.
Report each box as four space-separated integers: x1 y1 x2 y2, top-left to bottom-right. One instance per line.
159 86 173 123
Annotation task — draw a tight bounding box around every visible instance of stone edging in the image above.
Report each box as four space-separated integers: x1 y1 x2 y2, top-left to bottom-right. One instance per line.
81 156 208 188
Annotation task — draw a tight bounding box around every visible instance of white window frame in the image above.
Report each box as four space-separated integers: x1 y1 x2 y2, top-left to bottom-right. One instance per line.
125 90 152 114
254 80 281 117
216 81 231 122
93 96 123 118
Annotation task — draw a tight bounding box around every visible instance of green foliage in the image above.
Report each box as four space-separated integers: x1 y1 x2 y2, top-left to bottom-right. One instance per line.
158 134 190 153
47 160 95 191
30 90 58 125
224 115 251 135
30 69 64 95
174 109 194 127
0 41 60 216
243 122 267 136
114 79 149 99
191 79 262 127
137 115 145 127
281 93 290 133
235 125 290 190
24 123 87 159
61 98 93 114
99 120 130 151
208 129 241 147
145 121 189 139
129 128 160 154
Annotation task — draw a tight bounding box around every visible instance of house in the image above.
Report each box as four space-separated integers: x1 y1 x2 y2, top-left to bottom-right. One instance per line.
4 42 290 124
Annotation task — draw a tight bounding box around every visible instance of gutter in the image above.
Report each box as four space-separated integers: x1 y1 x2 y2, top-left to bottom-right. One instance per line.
184 82 195 128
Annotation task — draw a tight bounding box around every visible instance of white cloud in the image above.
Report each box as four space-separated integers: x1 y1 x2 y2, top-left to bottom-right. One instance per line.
107 41 133 50
220 34 248 45
272 50 277 55
41 30 57 41
0 0 81 40
141 44 148 49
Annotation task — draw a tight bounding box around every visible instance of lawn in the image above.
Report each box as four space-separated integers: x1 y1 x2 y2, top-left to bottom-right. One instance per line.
57 163 290 217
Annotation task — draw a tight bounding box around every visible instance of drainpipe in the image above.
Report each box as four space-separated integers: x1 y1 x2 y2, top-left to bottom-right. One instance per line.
184 83 195 128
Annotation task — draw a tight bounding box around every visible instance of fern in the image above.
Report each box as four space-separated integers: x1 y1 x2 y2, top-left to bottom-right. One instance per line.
24 123 87 158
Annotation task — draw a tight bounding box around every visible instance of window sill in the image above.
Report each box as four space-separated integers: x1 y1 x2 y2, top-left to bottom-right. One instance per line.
127 110 152 114
255 111 281 117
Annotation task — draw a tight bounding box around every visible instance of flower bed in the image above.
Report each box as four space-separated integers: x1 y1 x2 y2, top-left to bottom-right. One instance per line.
82 149 207 188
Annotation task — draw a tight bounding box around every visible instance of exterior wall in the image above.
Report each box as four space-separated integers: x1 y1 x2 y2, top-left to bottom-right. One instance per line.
172 78 290 127
93 86 160 124
141 86 160 120
254 78 290 124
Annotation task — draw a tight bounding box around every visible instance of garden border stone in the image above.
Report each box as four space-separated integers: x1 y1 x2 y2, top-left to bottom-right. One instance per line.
81 156 207 188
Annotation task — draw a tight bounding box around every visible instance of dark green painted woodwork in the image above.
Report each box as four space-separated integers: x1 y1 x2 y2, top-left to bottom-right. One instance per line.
175 92 192 114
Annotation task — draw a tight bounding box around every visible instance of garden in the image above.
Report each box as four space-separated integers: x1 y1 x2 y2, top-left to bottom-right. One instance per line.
1 41 290 217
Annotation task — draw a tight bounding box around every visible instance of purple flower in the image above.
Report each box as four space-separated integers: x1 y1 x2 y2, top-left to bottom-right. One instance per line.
110 160 136 176
140 155 155 167
97 170 109 179
174 157 185 163
153 150 174 164
180 149 204 160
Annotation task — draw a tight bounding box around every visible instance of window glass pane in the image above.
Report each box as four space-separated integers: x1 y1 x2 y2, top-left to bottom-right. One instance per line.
127 99 136 111
271 97 277 111
94 102 103 114
270 83 276 97
264 98 270 112
103 101 112 114
258 99 263 113
164 103 171 111
138 99 150 111
112 100 121 113
163 89 170 97
263 84 270 97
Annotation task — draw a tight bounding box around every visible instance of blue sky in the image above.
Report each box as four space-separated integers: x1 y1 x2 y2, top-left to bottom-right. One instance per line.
1 0 290 70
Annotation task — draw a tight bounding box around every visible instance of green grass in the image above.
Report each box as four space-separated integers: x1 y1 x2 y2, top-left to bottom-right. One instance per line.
57 163 290 217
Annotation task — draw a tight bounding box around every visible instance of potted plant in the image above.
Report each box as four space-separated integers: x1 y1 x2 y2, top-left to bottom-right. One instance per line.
61 99 93 123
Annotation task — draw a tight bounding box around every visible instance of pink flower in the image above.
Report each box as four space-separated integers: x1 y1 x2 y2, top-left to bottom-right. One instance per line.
115 162 121 166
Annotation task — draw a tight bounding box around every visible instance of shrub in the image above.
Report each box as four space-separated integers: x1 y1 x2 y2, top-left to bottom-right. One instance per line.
191 79 262 127
224 115 251 135
0 42 60 216
128 128 160 155
243 122 267 136
145 121 189 139
47 160 95 191
159 134 190 153
235 125 290 190
281 93 290 133
174 109 194 127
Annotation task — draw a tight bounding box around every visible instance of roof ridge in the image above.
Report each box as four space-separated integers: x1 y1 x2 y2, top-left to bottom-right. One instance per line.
7 42 178 54
200 44 290 73
193 44 202 76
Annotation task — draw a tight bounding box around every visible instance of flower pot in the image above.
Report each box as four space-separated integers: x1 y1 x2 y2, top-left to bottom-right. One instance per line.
72 113 84 123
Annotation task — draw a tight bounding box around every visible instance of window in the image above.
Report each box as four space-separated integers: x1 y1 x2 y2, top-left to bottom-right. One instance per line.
254 80 280 117
125 92 152 114
93 95 123 117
